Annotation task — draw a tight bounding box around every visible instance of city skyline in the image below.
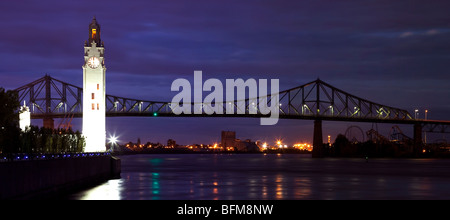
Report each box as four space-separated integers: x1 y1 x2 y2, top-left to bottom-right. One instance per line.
0 0 449 145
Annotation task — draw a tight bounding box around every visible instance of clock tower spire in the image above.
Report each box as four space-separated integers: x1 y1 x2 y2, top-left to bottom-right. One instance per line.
82 16 106 152
86 16 103 47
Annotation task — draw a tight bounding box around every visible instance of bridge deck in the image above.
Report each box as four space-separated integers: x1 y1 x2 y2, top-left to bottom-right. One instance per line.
16 75 450 133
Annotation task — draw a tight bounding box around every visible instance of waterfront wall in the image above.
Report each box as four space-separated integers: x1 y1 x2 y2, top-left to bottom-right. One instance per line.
0 155 121 199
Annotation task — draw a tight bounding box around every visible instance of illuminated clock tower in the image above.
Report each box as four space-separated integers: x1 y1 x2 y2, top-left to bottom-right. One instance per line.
82 16 106 152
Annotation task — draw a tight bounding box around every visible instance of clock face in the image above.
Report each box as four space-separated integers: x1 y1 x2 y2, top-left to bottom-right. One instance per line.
87 56 100 69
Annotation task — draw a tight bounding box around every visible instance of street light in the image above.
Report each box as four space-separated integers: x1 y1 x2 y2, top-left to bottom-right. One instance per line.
425 110 428 144
415 109 419 120
109 135 118 145
108 134 119 152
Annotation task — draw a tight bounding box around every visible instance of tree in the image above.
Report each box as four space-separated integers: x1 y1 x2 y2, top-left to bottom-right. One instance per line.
0 88 20 154
167 139 176 148
75 131 85 152
0 88 19 126
0 88 87 154
333 134 350 156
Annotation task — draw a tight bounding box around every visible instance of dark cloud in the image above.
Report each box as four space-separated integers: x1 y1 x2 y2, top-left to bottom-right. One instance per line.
0 0 449 144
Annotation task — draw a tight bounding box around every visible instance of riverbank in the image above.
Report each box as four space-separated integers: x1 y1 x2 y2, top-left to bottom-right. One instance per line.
110 150 450 159
0 154 120 199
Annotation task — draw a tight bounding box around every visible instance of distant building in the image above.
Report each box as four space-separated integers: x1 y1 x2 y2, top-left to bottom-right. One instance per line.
221 131 236 149
242 139 259 152
221 131 260 152
234 138 245 151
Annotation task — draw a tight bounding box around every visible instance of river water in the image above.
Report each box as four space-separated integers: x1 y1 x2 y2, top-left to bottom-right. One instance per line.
67 154 450 200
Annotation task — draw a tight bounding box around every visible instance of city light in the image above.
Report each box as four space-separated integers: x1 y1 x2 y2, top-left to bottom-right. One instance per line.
276 139 282 148
262 142 268 149
293 143 313 151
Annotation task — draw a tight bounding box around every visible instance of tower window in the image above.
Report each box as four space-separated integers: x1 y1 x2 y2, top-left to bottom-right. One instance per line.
97 84 99 90
92 103 95 110
97 103 100 110
92 93 95 100
92 29 97 39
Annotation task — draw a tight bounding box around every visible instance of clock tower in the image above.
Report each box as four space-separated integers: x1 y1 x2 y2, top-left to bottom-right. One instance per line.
82 16 106 152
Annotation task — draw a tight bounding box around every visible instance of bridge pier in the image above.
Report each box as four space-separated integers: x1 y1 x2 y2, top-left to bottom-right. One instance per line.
43 117 54 129
413 123 423 155
312 119 324 158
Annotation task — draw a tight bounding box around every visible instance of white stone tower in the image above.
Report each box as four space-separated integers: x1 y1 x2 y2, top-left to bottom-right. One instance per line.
19 101 31 132
82 16 106 152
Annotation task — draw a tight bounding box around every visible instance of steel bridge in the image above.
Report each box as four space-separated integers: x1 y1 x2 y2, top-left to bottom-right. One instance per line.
14 75 450 157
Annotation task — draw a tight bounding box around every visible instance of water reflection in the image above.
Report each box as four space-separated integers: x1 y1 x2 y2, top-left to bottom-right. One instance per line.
68 154 450 200
275 174 283 199
293 177 311 199
79 179 122 200
262 175 268 199
212 172 219 200
151 172 160 200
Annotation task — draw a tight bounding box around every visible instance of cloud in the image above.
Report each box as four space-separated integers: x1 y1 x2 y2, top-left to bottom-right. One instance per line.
399 29 442 38
425 29 440 35
1 0 450 144
399 31 415 38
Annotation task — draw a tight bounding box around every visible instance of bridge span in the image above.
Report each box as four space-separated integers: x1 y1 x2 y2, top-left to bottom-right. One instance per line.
14 75 450 157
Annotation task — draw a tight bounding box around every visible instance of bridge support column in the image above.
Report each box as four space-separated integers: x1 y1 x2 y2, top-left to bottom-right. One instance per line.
312 119 324 158
43 117 54 130
413 123 423 155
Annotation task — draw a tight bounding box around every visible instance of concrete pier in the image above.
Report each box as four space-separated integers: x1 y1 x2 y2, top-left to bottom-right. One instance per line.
413 123 423 155
312 119 324 158
0 155 121 199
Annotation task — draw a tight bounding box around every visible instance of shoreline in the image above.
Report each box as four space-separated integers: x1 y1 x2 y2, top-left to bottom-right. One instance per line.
110 150 450 159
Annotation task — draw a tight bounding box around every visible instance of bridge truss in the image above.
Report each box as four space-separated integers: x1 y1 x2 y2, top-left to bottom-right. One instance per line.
13 75 450 134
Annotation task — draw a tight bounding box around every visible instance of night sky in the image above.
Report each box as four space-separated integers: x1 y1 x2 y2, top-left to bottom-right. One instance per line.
0 0 449 145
